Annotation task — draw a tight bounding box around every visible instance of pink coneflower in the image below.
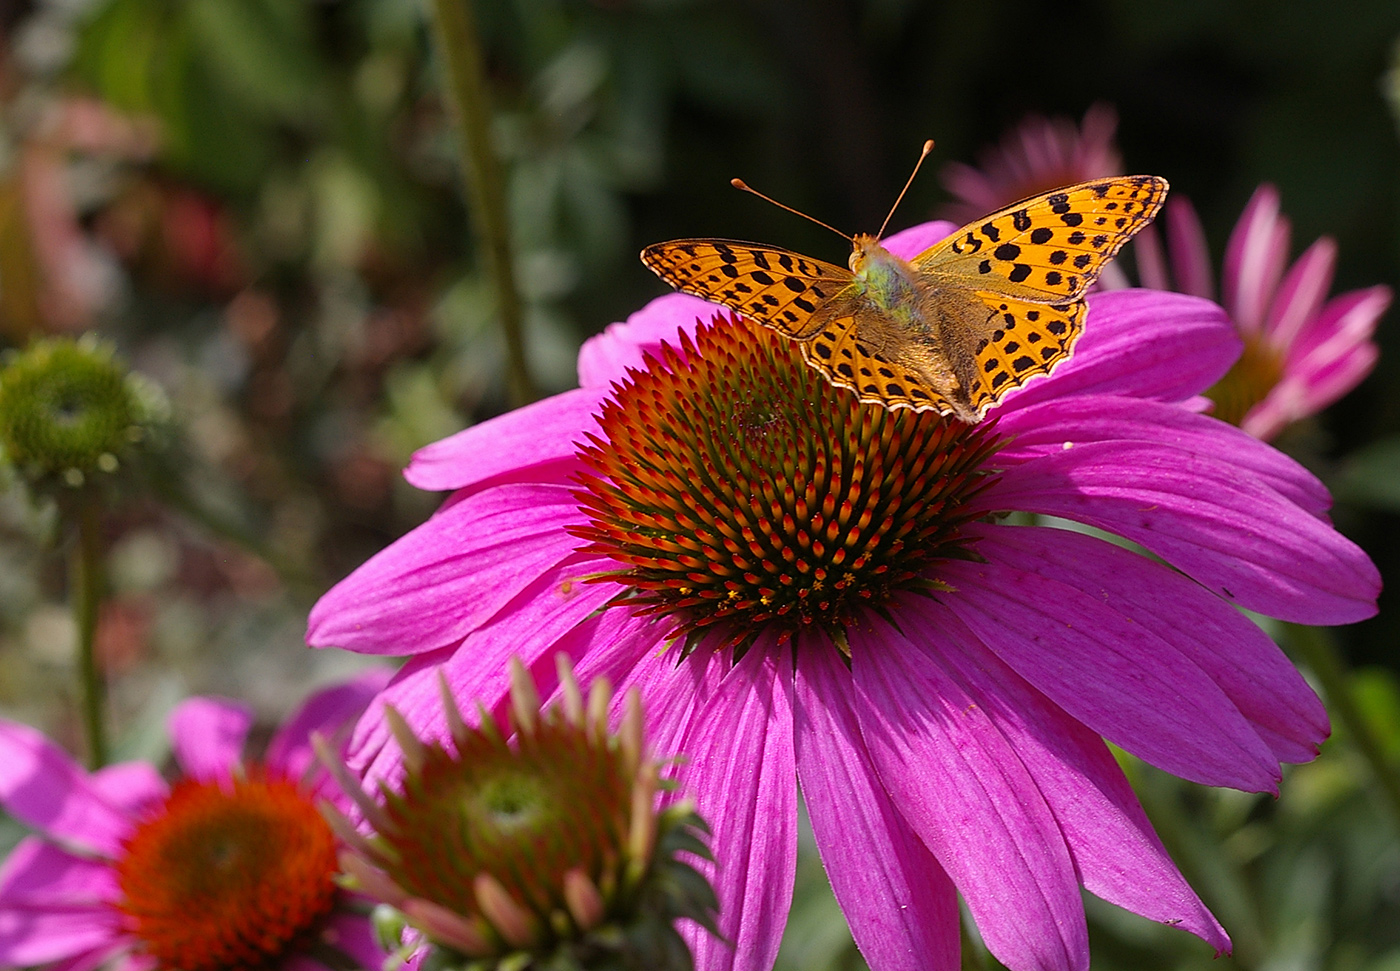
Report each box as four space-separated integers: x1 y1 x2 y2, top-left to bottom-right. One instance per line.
308 221 1379 971
0 669 390 971
1135 185 1390 440
939 103 1122 225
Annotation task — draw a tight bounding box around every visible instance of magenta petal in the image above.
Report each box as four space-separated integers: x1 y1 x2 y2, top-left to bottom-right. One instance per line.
576 293 715 388
922 614 1230 952
168 697 252 782
1164 197 1214 300
404 388 603 493
882 221 959 260
668 644 796 971
319 910 384 971
0 839 117 907
983 440 1380 625
307 484 587 655
851 617 1089 971
967 523 1328 763
794 637 960 971
1222 185 1289 334
88 763 166 816
0 719 131 856
1288 286 1389 363
994 394 1331 517
265 667 394 783
0 903 120 968
994 290 1238 413
1264 237 1336 349
347 557 618 793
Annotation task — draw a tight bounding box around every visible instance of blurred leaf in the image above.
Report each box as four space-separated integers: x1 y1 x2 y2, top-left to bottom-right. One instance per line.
1332 437 1400 509
185 0 326 122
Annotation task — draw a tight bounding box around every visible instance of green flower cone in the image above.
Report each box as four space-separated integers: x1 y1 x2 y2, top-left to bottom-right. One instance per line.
316 655 719 971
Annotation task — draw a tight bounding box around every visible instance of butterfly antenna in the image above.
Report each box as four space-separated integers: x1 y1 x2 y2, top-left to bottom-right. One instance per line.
730 178 852 242
875 139 935 241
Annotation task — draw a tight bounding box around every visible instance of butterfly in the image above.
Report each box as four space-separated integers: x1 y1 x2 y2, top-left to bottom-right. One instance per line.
641 161 1167 423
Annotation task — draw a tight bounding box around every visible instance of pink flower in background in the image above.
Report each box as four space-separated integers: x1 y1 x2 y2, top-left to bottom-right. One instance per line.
0 669 390 971
939 103 1122 224
308 220 1379 971
1135 185 1390 440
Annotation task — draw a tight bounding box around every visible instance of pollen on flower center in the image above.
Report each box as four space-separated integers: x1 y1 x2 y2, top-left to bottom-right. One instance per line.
115 772 338 971
572 314 1001 652
1206 332 1285 427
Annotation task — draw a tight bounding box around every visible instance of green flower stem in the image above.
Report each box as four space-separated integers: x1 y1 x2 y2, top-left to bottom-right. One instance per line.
71 492 108 769
428 0 537 407
1285 622 1400 832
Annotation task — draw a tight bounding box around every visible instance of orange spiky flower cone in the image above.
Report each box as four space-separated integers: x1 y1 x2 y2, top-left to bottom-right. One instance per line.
316 655 718 971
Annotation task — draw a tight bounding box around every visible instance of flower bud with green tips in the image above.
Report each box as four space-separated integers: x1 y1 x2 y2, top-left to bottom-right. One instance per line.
0 336 167 496
316 654 720 971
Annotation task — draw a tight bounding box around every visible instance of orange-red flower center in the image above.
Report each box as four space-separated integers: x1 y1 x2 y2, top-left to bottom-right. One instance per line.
572 314 1001 653
115 771 338 971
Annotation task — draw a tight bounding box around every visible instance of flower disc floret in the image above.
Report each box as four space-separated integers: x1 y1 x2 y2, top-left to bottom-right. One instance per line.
0 337 161 489
115 772 339 971
572 315 1001 652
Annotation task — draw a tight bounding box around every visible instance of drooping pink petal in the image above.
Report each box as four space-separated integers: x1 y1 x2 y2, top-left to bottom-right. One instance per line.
0 898 121 968
667 643 796 971
993 394 1332 517
793 636 960 971
168 697 252 782
307 484 588 656
1163 197 1214 300
0 719 132 856
348 557 619 792
967 524 1328 764
87 763 166 816
1222 185 1289 334
1131 224 1169 291
882 221 959 260
318 909 384 971
55 941 132 971
576 293 715 389
0 839 117 907
937 547 1280 791
915 608 1230 952
982 440 1380 625
851 616 1089 971
404 388 604 494
1263 237 1336 350
1291 343 1381 417
993 290 1238 414
1287 286 1389 364
265 666 394 783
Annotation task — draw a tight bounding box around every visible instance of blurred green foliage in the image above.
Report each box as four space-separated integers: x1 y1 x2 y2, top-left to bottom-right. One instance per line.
2 0 1400 969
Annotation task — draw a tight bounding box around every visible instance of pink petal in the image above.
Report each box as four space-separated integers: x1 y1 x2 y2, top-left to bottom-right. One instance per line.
317 909 385 971
1132 223 1170 291
794 636 960 971
993 290 1238 413
265 667 394 784
994 394 1332 517
1222 185 1288 334
852 617 1089 971
88 763 166 816
882 221 959 260
347 558 619 794
982 440 1380 625
0 839 117 907
667 643 797 971
924 612 1230 952
404 388 603 493
1263 237 1336 349
1164 197 1214 300
936 551 1280 792
1292 343 1381 417
1288 286 1389 364
0 899 121 967
168 697 252 782
576 293 715 389
0 719 131 856
307 484 588 655
970 523 1328 764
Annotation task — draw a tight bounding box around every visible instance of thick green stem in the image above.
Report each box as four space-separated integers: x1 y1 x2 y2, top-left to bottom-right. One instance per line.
1285 622 1400 832
428 0 537 407
71 492 107 769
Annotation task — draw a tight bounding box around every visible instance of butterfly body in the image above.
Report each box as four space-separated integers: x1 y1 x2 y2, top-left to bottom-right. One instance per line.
642 175 1168 422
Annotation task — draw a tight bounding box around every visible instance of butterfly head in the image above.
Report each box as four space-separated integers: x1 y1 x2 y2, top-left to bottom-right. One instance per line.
848 233 884 273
